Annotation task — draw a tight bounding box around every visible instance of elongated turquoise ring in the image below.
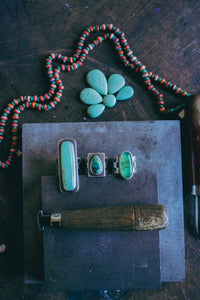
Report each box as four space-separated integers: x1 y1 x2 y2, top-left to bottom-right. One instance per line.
58 138 79 193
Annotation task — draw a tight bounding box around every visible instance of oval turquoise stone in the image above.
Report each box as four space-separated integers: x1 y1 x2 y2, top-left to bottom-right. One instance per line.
108 74 125 94
103 94 116 107
60 140 78 191
119 151 134 180
116 86 134 100
90 155 103 175
80 88 102 105
87 69 108 96
87 104 105 118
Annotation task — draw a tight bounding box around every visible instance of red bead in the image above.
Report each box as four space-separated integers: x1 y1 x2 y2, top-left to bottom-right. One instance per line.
49 90 54 95
182 90 187 96
158 100 164 105
127 50 133 56
38 104 42 110
50 101 55 108
77 60 83 66
54 97 60 102
108 24 113 30
148 84 154 90
51 53 55 59
73 63 78 70
160 78 165 84
97 36 102 43
39 96 44 102
8 103 14 109
5 160 11 166
57 53 62 59
102 24 106 31
12 115 19 120
45 93 50 100
66 65 71 72
83 49 89 54
89 26 94 32
154 74 159 81
83 30 89 36
1 162 5 168
63 56 68 63
13 99 19 105
0 136 4 140
1 116 7 121
96 25 100 31
31 102 36 108
159 107 166 112
4 109 10 114
0 129 4 132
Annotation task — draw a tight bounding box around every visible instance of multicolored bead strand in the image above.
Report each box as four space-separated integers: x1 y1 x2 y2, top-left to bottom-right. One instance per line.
0 24 191 169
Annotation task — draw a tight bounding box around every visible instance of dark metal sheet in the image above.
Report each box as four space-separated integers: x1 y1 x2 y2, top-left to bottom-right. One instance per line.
22 121 185 283
42 174 161 290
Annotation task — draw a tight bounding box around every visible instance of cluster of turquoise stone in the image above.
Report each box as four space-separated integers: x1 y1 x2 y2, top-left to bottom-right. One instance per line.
80 69 134 118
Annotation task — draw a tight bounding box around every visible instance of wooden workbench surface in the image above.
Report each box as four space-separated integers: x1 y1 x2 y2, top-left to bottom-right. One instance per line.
0 1 200 299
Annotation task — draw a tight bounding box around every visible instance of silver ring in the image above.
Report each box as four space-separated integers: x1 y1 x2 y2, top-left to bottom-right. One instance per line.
57 139 136 193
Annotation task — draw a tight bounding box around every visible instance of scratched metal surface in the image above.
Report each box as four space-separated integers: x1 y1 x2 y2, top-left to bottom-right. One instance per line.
42 174 160 290
22 120 185 285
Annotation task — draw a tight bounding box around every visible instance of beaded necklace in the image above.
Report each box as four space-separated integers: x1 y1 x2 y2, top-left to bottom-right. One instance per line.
0 23 190 169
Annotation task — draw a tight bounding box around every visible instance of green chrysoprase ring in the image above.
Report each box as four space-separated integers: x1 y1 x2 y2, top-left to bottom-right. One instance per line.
119 151 135 180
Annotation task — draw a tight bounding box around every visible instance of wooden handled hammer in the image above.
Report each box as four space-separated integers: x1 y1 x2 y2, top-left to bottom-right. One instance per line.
37 204 168 231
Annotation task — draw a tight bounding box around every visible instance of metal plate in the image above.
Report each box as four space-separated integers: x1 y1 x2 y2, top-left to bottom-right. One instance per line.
22 121 185 283
42 173 161 290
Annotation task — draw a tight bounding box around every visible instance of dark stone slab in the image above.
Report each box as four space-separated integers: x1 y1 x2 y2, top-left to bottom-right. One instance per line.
22 121 185 283
42 173 161 290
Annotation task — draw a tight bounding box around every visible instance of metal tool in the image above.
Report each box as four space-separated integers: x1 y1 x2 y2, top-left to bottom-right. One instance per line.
188 94 200 238
37 204 168 231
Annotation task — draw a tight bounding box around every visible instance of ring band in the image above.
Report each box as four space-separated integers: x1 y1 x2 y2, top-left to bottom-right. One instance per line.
57 139 136 192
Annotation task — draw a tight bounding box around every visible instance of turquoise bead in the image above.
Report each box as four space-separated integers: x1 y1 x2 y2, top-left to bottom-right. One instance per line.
119 151 135 180
59 140 78 192
87 104 105 118
90 155 103 175
116 86 134 100
103 94 117 107
108 74 125 94
80 88 102 105
87 69 108 95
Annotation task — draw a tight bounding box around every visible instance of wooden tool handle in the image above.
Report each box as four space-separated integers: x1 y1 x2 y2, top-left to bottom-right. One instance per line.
56 204 168 231
187 94 200 189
